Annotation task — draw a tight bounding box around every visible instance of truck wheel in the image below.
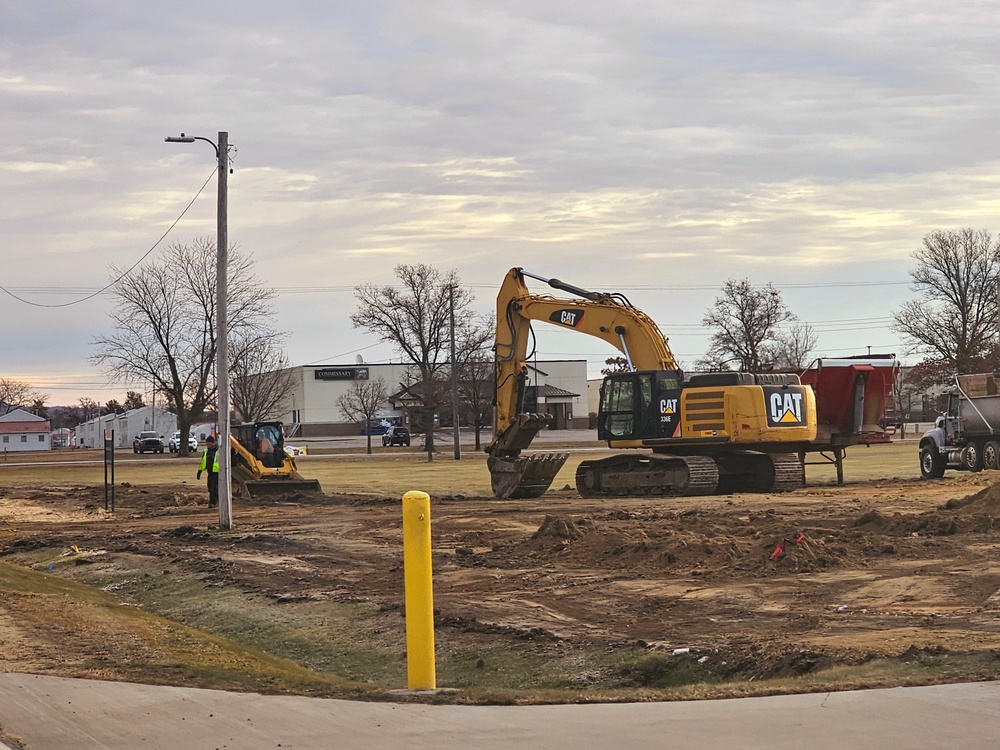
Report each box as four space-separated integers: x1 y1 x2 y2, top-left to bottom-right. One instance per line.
920 445 945 479
984 441 1000 470
961 443 984 472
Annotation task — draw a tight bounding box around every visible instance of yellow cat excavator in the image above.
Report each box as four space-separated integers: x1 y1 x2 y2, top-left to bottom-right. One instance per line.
486 268 817 499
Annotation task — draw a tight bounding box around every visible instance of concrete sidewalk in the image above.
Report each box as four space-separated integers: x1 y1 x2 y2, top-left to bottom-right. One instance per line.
0 674 997 750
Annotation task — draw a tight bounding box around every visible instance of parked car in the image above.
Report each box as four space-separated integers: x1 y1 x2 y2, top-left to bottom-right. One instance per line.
168 431 199 453
133 431 165 454
382 426 410 447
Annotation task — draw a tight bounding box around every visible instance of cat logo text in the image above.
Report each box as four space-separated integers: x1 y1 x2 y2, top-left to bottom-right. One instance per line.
547 309 585 328
764 387 806 427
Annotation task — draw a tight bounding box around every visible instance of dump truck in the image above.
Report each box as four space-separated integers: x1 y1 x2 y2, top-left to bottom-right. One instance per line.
229 421 322 498
919 373 1000 477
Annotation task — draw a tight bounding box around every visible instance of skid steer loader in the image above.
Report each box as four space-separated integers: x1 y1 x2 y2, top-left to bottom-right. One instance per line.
229 421 322 499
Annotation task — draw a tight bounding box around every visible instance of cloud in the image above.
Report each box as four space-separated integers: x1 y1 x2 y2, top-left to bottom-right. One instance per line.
4 1 1000 399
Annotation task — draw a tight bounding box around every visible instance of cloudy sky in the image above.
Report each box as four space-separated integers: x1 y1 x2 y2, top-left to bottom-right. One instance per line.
4 1 999 405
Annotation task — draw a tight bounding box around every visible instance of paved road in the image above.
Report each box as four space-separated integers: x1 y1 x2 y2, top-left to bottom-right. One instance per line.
0 674 997 750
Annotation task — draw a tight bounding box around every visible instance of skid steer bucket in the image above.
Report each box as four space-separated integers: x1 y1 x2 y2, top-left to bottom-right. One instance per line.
231 462 323 500
239 478 323 500
488 452 568 499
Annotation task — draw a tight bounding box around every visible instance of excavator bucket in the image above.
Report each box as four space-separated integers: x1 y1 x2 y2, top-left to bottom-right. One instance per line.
488 453 568 499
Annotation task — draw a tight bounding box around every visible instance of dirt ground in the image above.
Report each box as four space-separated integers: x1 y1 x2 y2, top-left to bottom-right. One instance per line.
2 468 1000 694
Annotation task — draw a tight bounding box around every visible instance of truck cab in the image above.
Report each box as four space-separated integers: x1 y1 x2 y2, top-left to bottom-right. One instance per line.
920 378 1000 477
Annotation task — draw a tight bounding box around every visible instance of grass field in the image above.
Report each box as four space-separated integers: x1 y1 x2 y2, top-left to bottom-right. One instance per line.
0 440 923 496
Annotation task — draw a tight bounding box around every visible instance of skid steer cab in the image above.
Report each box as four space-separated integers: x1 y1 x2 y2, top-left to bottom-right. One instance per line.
229 421 322 499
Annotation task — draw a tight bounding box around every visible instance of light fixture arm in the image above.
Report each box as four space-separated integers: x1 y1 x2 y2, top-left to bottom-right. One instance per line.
164 133 220 159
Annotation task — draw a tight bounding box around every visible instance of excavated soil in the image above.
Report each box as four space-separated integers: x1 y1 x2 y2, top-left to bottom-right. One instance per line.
2 474 1000 689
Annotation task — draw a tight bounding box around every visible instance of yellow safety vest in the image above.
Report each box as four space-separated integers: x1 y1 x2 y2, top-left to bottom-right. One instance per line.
199 447 220 473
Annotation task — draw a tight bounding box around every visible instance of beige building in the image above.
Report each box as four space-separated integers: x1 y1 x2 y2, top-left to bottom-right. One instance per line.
272 360 588 437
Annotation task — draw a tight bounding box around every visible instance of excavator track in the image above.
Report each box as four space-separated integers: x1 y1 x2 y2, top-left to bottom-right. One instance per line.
770 452 806 492
575 454 720 497
714 451 807 494
574 451 806 498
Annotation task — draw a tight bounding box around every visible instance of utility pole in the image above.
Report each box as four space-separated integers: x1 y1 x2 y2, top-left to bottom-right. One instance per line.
164 129 232 529
450 284 461 460
216 131 232 529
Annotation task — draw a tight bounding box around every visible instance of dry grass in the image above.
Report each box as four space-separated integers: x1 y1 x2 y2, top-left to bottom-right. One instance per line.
0 560 366 696
0 440 923 497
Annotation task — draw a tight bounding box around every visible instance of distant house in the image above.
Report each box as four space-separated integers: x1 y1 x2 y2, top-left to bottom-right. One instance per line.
0 408 52 452
75 406 178 448
189 422 217 443
50 428 73 448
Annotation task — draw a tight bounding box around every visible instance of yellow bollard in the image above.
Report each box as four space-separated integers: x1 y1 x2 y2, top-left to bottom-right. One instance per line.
401 490 436 690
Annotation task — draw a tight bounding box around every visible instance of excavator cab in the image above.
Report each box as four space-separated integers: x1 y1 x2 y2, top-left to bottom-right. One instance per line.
598 370 683 442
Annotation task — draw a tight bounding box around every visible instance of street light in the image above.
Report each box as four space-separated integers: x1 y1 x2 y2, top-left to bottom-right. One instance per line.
165 130 233 529
449 284 461 461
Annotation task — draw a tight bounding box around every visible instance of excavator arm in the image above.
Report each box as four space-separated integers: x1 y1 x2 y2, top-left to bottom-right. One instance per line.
487 267 679 498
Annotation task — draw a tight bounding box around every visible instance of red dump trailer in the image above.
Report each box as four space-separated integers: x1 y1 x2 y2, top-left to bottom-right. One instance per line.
799 355 900 484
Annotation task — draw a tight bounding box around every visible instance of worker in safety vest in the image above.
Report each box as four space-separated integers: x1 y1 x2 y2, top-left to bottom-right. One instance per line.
197 434 220 508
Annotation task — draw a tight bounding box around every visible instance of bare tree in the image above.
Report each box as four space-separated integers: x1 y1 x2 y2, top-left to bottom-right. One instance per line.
47 406 81 430
892 229 1000 383
0 378 46 414
30 398 48 419
123 391 146 410
600 356 631 375
336 377 389 454
91 237 282 456
697 278 796 371
77 397 101 422
351 264 482 454
770 324 818 371
230 335 295 423
450 312 495 449
457 357 492 451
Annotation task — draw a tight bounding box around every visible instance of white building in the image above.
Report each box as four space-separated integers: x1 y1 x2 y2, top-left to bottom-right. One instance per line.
270 360 589 437
75 406 178 448
0 409 51 452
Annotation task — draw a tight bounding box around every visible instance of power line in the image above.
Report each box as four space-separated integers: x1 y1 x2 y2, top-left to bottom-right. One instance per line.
309 341 386 365
2 279 913 297
0 168 217 308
